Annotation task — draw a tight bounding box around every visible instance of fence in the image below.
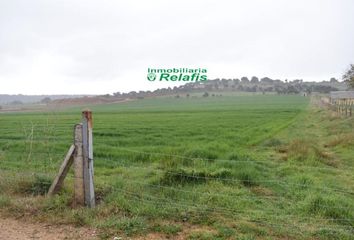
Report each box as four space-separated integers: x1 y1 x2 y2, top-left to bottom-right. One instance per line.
48 110 95 208
324 96 354 117
0 110 354 237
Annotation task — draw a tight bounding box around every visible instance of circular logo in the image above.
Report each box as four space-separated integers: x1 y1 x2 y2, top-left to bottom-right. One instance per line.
147 73 156 81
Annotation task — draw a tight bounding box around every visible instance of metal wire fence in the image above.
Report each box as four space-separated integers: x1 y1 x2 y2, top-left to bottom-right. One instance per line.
1 121 354 237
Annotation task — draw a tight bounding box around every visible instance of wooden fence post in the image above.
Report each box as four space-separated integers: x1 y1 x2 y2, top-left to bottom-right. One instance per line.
345 99 348 116
74 124 85 206
49 111 95 208
48 145 75 195
82 110 95 208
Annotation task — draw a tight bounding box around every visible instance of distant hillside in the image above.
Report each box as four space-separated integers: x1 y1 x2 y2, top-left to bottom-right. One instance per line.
0 94 94 104
1 77 347 107
112 77 348 99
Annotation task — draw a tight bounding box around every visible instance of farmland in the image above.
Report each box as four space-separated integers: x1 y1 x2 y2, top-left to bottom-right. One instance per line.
0 94 353 239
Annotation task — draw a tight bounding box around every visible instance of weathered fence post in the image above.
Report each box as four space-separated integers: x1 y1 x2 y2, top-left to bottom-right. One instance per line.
49 111 95 208
82 110 95 208
48 145 75 195
74 124 85 206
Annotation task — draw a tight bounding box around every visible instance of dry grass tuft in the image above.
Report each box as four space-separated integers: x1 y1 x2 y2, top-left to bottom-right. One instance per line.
325 133 354 148
277 139 337 166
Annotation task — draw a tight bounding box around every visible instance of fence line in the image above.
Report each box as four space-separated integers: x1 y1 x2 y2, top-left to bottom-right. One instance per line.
117 187 354 225
2 146 353 175
0 137 70 142
0 150 67 156
88 159 354 196
114 147 354 173
4 145 354 174
1 167 353 213
115 188 354 235
1 149 353 195
119 178 354 212
1 169 352 215
1 169 353 228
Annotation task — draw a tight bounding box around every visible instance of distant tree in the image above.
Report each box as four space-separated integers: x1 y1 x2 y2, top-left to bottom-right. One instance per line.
241 77 249 83
202 92 209 97
330 77 338 83
244 86 251 92
287 85 300 94
237 85 244 91
312 85 338 93
260 77 273 84
250 76 259 83
250 85 257 92
40 97 51 104
233 79 240 84
128 91 137 97
343 64 354 88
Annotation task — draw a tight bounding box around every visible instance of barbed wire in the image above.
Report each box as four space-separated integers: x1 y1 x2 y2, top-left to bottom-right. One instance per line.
1 168 353 228
114 147 354 173
114 188 354 235
0 150 67 156
119 178 354 212
91 159 354 196
1 148 353 196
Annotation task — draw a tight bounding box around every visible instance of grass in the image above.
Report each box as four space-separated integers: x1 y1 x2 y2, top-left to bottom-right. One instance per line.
0 94 353 239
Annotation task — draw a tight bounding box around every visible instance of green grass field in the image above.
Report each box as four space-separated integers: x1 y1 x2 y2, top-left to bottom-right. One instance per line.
0 94 353 239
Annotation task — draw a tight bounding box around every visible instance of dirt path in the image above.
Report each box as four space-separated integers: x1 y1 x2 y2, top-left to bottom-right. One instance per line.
0 215 98 240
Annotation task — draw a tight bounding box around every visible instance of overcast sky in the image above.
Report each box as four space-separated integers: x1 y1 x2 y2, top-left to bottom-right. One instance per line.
1 0 353 94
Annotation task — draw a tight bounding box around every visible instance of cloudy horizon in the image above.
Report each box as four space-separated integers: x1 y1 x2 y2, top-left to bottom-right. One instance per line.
1 0 353 95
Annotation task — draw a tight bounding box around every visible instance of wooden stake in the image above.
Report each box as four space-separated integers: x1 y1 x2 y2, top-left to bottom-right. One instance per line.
82 110 95 208
74 124 85 206
48 144 75 195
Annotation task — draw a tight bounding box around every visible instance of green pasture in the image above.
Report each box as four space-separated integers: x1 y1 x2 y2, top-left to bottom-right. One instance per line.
0 94 353 239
